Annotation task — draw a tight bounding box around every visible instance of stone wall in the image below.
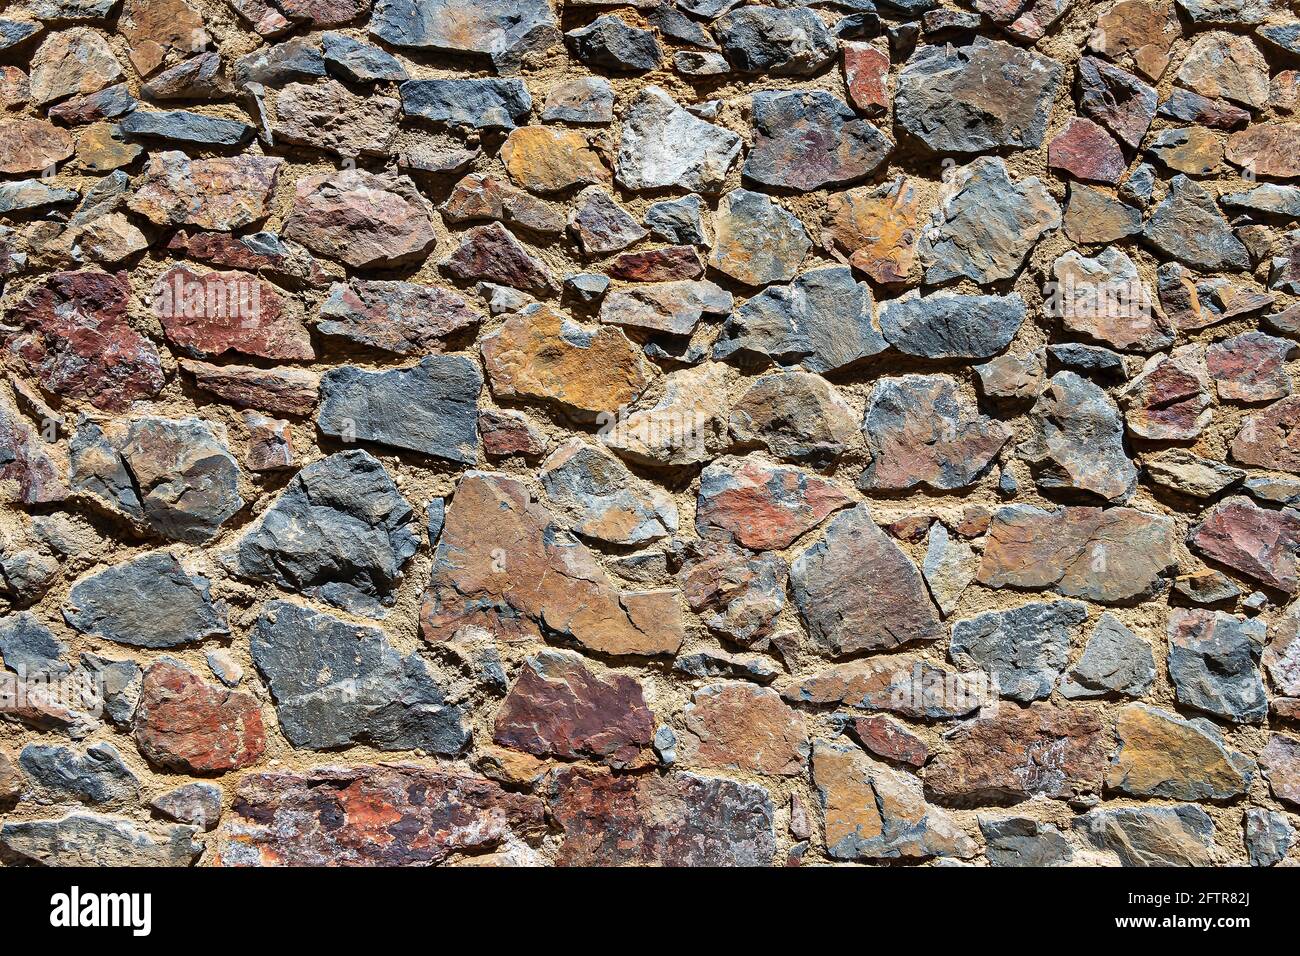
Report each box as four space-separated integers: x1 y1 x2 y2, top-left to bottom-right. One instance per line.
0 0 1299 867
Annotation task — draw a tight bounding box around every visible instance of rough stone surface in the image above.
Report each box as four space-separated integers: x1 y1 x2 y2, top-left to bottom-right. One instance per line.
133 659 267 774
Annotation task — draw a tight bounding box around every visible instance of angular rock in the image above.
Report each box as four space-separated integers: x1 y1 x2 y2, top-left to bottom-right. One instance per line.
1048 117 1126 184
950 600 1086 702
28 28 123 107
678 682 808 776
1147 126 1223 176
823 176 923 285
1119 346 1212 441
709 188 810 286
1234 397 1300 474
283 168 435 269
1226 123 1300 180
445 222 553 294
696 458 850 551
1207 333 1294 403
1158 88 1249 129
1245 808 1294 866
609 246 703 283
542 77 613 124
921 522 976 617
500 126 608 194
133 659 266 774
317 280 478 355
1260 734 1300 808
539 439 676 545
1059 613 1155 698
1189 497 1300 594
18 741 138 807
600 362 728 468
443 173 565 237
782 654 992 719
119 109 253 148
880 293 1026 361
568 186 647 257
1176 32 1269 109
118 0 210 76
1049 247 1170 352
0 117 73 174
846 714 928 768
1106 703 1251 800
400 78 530 130
273 79 398 157
843 40 889 114
151 265 312 361
0 397 66 506
715 5 836 76
1077 55 1156 148
673 537 786 646
1168 607 1267 723
566 15 660 72
150 782 222 831
1075 805 1217 866
1144 175 1249 273
0 813 200 867
478 408 546 460
181 360 318 416
730 370 856 467
322 31 407 82
980 817 1074 867
129 151 281 232
1144 450 1243 500
744 89 891 192
1064 183 1143 244
616 86 740 195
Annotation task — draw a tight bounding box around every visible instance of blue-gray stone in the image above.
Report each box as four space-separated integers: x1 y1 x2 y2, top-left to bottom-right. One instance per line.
0 813 200 867
235 39 326 87
1143 175 1250 271
26 0 117 20
150 782 223 831
541 77 614 123
743 89 891 192
675 50 731 76
566 15 662 72
1260 22 1300 55
80 653 141 726
322 32 408 82
370 0 560 70
979 817 1074 867
715 6 837 76
64 552 229 649
400 78 531 129
0 613 68 677
1245 807 1294 866
645 194 708 245
427 497 445 542
251 600 468 754
1169 610 1267 724
564 272 609 304
1059 613 1155 698
950 600 1087 702
648 4 718 48
1222 184 1300 217
119 110 255 148
1048 343 1128 378
0 18 41 50
0 180 79 215
19 742 138 807
317 355 481 464
879 292 1026 360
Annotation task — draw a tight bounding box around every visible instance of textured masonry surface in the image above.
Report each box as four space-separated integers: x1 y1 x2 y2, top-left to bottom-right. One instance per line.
1 0 1300 867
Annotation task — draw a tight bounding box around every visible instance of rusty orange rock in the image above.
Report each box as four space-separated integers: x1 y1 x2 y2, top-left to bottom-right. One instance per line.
501 126 610 194
133 660 266 775
680 682 809 776
824 176 923 285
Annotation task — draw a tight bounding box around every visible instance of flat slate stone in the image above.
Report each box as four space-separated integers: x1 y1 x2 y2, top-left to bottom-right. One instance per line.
743 89 891 192
950 600 1087 702
879 292 1026 360
120 110 254 147
369 0 559 70
715 6 837 76
400 78 531 129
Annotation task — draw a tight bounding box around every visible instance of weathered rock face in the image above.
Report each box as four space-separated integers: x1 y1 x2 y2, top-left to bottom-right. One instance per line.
1168 608 1267 723
1 813 201 866
1189 497 1300 594
133 659 266 774
824 177 923 285
744 90 891 193
283 168 435 268
618 86 740 194
680 682 809 776
950 600 1087 702
879 293 1026 360
369 0 559 70
1076 805 1218 866
539 439 677 545
1107 704 1252 800
673 537 787 647
696 458 850 551
710 188 811 287
730 370 857 467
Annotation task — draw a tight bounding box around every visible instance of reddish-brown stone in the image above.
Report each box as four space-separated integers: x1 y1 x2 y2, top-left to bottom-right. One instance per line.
1119 346 1212 440
695 458 851 551
151 266 314 361
478 408 547 459
1233 397 1300 473
118 0 210 76
133 660 266 775
283 168 436 269
1190 496 1300 594
6 271 163 412
847 714 929 768
1048 117 1127 184
1260 733 1300 808
445 222 553 294
680 682 809 776
1207 332 1295 403
673 536 787 647
0 117 73 174
843 41 890 115
215 764 545 865
1226 123 1300 179
179 359 319 416
493 650 656 769
609 246 703 282
129 152 284 233
0 395 66 505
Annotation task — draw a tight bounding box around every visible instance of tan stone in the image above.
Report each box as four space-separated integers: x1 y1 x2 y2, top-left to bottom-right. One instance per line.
680 683 809 776
501 126 610 194
823 176 923 285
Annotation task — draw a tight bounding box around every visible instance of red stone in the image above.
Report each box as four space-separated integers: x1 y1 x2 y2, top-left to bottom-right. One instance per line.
133 660 266 775
1190 496 1300 594
1233 396 1300 473
1048 117 1127 184
847 714 929 768
478 408 547 459
1207 332 1295 403
696 458 852 551
609 246 704 282
843 41 890 115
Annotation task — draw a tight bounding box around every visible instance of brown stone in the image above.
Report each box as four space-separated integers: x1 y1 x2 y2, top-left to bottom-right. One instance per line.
0 394 67 505
1207 332 1295 403
1226 124 1300 179
1266 600 1300 697
241 411 294 471
1119 346 1212 440
1088 0 1180 80
180 359 319 416
823 177 922 286
445 222 553 293
847 714 929 768
118 0 210 76
493 649 655 769
0 67 28 111
478 408 547 459
73 213 148 265
609 246 703 282
1260 733 1300 808
129 151 283 232
0 750 19 803
283 168 436 269
1190 496 1300 594
501 126 610 194
317 279 478 355
481 303 648 420
696 458 851 551
73 122 140 172
28 29 123 107
549 766 774 866
673 537 787 647
600 362 730 468
1177 33 1269 109
1063 184 1143 244
1106 703 1250 800
421 472 683 657
151 265 314 361
1048 117 1126 183
133 660 266 775
442 172 565 236
731 370 856 468
272 80 399 158
925 702 1108 805
843 41 889 115
0 117 72 174
215 765 545 865
7 270 163 412
680 682 809 776
1149 126 1223 175
1051 247 1169 352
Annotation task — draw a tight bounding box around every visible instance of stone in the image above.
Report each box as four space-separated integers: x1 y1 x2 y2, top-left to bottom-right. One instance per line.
421 471 683 657
976 351 1046 400
542 77 613 123
609 247 703 283
128 151 282 232
151 265 313 361
0 813 200 867
1107 703 1251 800
950 600 1086 702
481 304 648 420
1244 808 1294 866
1234 398 1300 474
0 397 66 506
0 19 41 53
1060 613 1155 699
118 0 210 76
0 117 72 174
1158 89 1249 129
119 110 254 148
784 653 991 718
539 439 676 545
1119 347 1212 441
368 0 559 71
1190 497 1300 594
501 126 608 194
791 504 943 656
1048 118 1126 183
71 122 140 173
1075 805 1217 866
1226 124 1300 180
79 654 141 726
28 28 123 107
133 659 266 774
1075 56 1156 151
879 292 1026 361
843 40 889 114
64 553 227 649
673 537 787 646
860 374 1011 492
925 702 1108 804
730 370 856 467
317 356 480 464
1049 247 1170 352
446 222 554 295
568 187 647 257
645 194 708 246
696 458 850 551
18 741 138 807
709 189 810 286
1260 734 1300 807
0 613 66 677
919 158 1060 286
1177 32 1269 109
71 416 242 542
284 168 435 269
978 504 1178 603
275 0 371 26
598 361 729 468
674 650 779 684
182 361 318 417
921 523 976 616
744 89 891 193
823 176 923 285
273 80 398 157
478 409 546 459
1064 184 1143 244
1209 334 1292 405
980 817 1074 867
322 31 407 82
895 38 1059 152
813 741 975 861
1019 371 1137 503
72 212 148 264
1266 600 1300 697
713 266 884 372
616 87 741 195
215 765 544 865
233 451 417 615
443 173 565 237
845 714 928 768
150 782 222 831
400 78 531 130
316 280 478 355
550 766 774 866
715 5 836 76
679 682 808 776
566 15 660 71
233 38 324 86
1147 126 1223 176
1168 608 1267 723
251 600 466 754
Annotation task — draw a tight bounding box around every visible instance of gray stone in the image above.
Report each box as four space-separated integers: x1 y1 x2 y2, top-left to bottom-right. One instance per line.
273 80 399 157
0 180 79 215
322 31 408 83
1144 450 1244 500
709 188 811 286
1174 570 1242 606
599 280 731 336
565 273 609 305
64 552 228 649
675 50 730 76
234 39 326 87
1143 175 1250 271
715 6 837 76
1075 805 1217 866
1018 370 1137 503
950 600 1087 702
120 110 254 148
1050 345 1126 377
0 613 67 677
1181 0 1278 23
674 650 780 684
879 292 1026 360
541 77 613 123
919 157 1060 286
0 19 41 51
369 0 560 70
1222 184 1300 218
568 186 647 257
566 15 661 72
1168 608 1267 724
895 38 1061 152
1244 808 1294 866
317 356 481 464
617 86 742 195
730 370 857 467
79 653 141 726
1078 56 1156 149
1049 247 1171 353
400 78 531 130
251 600 468 754
150 782 223 831
0 813 201 866
539 439 677 545
714 266 885 373
1259 21 1300 55
316 280 480 355
1060 613 1155 699
645 194 708 246
922 522 976 617
233 450 418 616
743 89 891 192
19 742 138 807
426 498 445 542
979 817 1074 867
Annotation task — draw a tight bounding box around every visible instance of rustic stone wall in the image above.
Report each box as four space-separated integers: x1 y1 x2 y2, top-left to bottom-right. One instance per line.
1 0 1299 868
